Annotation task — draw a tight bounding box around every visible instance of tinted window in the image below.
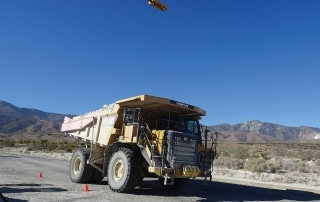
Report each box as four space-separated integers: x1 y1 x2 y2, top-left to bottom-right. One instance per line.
184 119 199 135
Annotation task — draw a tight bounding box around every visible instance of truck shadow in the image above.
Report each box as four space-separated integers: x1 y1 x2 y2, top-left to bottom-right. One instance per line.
0 183 67 202
0 155 21 159
131 178 320 201
0 183 67 194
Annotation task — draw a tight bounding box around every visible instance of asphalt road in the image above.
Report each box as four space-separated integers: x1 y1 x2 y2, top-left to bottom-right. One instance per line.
1 153 320 202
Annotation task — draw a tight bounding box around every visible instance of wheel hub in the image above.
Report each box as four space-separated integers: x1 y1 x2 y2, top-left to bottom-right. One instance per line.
73 156 81 175
113 159 124 182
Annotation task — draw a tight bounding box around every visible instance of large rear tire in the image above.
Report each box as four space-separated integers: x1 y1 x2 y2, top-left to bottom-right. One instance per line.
107 147 140 193
90 167 104 183
70 148 94 183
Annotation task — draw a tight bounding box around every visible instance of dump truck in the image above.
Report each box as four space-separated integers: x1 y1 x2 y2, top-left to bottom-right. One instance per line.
61 94 217 192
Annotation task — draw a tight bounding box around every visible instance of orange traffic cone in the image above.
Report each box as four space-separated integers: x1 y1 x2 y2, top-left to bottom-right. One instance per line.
83 184 89 192
38 171 43 178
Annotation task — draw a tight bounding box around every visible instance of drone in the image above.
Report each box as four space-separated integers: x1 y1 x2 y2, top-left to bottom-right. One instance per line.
148 0 167 11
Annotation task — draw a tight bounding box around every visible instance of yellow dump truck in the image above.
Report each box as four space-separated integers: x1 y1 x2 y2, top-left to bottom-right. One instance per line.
61 94 217 192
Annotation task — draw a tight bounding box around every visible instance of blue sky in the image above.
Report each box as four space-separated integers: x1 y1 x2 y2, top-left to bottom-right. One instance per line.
1 0 319 127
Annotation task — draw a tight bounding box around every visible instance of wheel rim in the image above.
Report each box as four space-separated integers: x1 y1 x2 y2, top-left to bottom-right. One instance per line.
113 158 124 182
73 156 82 175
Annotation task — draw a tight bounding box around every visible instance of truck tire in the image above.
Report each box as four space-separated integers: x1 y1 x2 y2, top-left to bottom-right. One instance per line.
158 178 190 191
89 168 104 183
70 148 94 183
107 147 140 193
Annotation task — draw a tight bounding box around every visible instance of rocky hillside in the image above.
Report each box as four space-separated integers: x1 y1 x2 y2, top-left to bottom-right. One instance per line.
210 120 320 142
0 100 74 142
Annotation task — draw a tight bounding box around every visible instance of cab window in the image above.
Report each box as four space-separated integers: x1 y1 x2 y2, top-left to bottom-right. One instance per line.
184 119 199 135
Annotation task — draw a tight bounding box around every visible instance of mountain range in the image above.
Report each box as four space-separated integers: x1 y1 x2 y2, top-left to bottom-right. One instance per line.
1 100 319 143
210 120 320 142
0 100 74 142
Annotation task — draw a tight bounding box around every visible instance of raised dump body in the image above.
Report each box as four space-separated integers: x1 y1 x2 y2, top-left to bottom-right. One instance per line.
61 94 217 193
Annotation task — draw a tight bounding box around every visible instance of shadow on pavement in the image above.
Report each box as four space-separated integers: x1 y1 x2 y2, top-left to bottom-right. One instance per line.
0 183 67 202
0 155 21 159
1 191 27 202
131 178 320 201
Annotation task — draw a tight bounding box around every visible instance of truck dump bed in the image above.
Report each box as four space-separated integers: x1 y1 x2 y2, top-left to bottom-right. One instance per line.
61 94 206 146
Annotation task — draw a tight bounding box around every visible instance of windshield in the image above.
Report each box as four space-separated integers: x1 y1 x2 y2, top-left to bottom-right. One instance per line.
154 110 201 141
183 118 200 135
183 118 202 144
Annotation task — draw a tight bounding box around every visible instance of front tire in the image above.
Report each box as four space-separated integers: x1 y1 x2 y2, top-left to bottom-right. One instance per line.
69 148 94 183
107 147 140 192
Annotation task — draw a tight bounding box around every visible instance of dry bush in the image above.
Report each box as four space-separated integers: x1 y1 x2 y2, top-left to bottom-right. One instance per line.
232 145 250 160
314 159 320 167
1 139 15 147
216 142 320 175
244 158 267 172
266 159 281 173
280 159 297 172
217 149 231 157
215 156 245 169
216 143 250 160
27 141 44 150
273 145 291 157
298 150 315 161
297 161 311 173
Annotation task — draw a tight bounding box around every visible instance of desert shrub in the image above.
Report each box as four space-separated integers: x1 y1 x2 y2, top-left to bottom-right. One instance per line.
314 159 320 167
297 161 311 173
244 158 267 172
309 150 320 161
260 152 270 160
272 146 287 157
266 159 281 173
284 149 299 159
46 142 58 151
58 143 77 153
250 152 261 159
28 141 46 150
249 151 268 160
214 156 225 167
312 159 320 174
2 139 15 147
281 159 298 172
214 143 320 174
281 159 312 173
218 150 231 157
299 150 314 161
233 146 249 160
215 156 245 169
